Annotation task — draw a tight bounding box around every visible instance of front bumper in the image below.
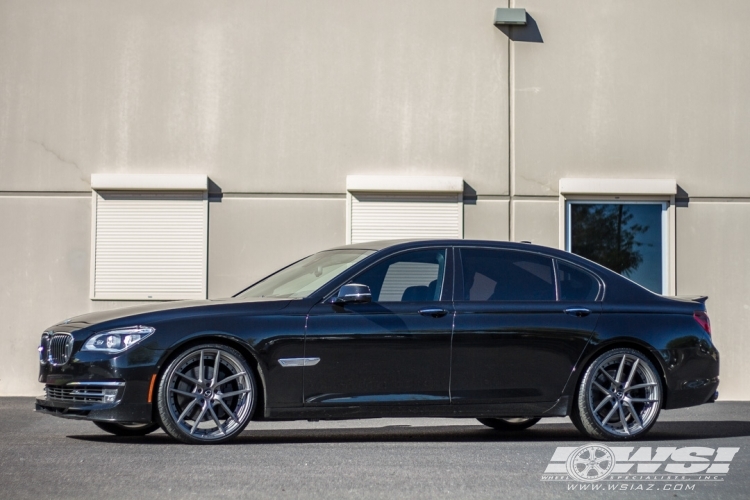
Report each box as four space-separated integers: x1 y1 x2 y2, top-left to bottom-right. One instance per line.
37 338 165 424
35 380 154 423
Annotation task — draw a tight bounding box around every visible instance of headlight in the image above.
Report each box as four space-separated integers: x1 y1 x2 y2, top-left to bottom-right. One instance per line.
82 326 155 353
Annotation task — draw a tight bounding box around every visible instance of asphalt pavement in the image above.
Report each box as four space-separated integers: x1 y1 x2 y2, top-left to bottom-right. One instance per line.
1 397 749 499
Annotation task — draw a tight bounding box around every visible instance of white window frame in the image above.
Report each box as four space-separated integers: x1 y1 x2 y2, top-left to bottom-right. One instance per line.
558 178 677 295
89 174 209 301
345 175 465 245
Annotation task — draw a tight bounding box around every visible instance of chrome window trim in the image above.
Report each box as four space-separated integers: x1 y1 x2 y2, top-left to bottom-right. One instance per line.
552 256 560 301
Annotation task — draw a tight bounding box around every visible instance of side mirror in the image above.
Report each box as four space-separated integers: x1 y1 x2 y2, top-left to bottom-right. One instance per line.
332 283 372 305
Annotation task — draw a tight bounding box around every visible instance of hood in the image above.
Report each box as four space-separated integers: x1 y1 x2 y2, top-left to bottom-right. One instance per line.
49 297 293 332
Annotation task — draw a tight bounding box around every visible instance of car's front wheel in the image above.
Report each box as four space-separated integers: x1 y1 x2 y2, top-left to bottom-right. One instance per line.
93 421 161 436
572 347 662 440
477 417 541 431
157 344 257 444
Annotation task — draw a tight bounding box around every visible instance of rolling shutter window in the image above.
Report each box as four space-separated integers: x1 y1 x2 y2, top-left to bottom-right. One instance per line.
350 193 462 244
92 191 207 300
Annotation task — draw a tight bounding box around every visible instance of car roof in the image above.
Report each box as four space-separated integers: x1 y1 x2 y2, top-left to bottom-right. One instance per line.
328 239 570 256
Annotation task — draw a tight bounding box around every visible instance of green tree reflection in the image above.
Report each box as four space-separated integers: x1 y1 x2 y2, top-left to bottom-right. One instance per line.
571 205 650 276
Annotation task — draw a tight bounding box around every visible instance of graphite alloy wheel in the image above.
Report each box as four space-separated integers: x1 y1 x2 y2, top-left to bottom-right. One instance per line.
93 421 161 437
477 417 541 431
572 348 662 440
157 344 257 444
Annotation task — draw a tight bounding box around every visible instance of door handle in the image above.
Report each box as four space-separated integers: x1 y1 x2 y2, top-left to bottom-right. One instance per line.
565 307 591 318
419 308 449 318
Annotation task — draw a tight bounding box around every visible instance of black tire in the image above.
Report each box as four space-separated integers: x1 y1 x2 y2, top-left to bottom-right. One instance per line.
477 417 541 431
157 343 257 444
572 347 663 440
93 421 160 437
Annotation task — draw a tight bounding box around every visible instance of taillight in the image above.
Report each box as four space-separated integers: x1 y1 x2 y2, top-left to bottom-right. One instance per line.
694 311 711 336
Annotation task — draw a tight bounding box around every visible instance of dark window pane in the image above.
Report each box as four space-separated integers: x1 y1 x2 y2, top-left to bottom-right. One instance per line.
558 261 600 301
460 249 555 301
569 203 663 293
352 249 446 302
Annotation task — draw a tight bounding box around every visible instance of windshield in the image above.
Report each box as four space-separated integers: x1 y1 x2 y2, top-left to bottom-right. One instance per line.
236 249 374 299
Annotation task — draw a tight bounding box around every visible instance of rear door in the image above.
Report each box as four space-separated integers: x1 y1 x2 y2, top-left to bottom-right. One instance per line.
450 247 601 405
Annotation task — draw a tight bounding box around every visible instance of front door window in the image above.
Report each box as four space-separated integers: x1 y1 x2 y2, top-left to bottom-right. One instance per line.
352 249 447 302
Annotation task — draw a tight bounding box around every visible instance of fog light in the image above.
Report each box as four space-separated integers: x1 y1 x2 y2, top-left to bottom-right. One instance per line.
103 388 118 403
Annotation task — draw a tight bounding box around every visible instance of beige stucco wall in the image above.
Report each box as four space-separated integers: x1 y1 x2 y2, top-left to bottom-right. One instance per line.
207 197 346 299
0 193 203 395
511 200 558 248
0 196 92 396
463 199 509 242
0 195 347 396
507 0 750 400
1 1 748 400
0 0 512 395
0 0 509 196
0 192 507 396
675 202 750 401
513 0 750 198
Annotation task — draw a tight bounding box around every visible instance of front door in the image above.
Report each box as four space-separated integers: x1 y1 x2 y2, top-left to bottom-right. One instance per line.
304 247 453 406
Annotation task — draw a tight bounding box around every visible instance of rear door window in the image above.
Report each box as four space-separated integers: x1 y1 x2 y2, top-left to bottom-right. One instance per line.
459 248 555 301
557 261 600 301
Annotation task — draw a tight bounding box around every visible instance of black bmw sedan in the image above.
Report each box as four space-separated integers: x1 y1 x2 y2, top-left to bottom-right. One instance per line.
36 240 719 444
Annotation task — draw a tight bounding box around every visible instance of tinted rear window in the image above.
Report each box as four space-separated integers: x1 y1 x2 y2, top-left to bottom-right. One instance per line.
460 248 555 301
557 261 600 301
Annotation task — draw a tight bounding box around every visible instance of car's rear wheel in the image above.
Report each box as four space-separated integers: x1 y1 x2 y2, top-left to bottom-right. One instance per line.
93 421 160 436
572 347 662 440
477 417 541 431
157 344 257 444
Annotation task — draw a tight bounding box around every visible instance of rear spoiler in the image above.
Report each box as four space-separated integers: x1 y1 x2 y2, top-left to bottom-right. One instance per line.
676 295 708 304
